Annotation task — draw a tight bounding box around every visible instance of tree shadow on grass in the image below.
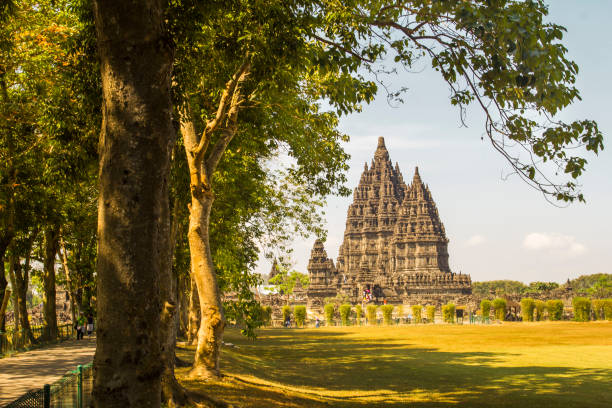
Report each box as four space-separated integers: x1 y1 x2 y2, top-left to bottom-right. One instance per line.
176 329 612 408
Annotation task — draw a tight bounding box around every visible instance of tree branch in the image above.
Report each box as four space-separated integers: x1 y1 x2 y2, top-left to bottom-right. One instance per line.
193 58 252 163
205 62 251 176
310 34 374 63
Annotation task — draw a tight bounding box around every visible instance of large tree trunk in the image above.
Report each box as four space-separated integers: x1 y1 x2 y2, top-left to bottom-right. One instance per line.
187 275 200 345
188 195 225 379
42 226 59 340
92 0 174 406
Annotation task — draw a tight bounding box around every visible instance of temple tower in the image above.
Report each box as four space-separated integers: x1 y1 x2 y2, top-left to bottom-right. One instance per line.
307 137 471 306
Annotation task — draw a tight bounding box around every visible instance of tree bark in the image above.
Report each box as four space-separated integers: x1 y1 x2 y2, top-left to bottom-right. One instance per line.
59 232 78 324
187 274 200 345
92 0 174 406
13 256 34 343
0 257 7 332
7 256 19 332
42 226 59 339
160 163 188 407
178 274 190 338
0 288 10 328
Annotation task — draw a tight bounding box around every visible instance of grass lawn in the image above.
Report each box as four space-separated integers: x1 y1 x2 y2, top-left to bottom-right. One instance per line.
176 322 612 407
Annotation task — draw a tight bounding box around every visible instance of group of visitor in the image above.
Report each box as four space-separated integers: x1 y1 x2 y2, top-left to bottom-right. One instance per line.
362 288 372 302
75 312 95 340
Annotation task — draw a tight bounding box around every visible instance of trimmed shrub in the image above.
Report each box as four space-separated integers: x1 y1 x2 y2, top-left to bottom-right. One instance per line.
546 300 564 321
261 306 272 326
492 298 507 321
381 305 394 325
520 298 535 322
397 305 404 320
366 304 377 325
426 305 436 323
480 299 491 320
604 299 612 321
572 297 591 322
282 305 292 323
294 305 306 327
355 304 363 324
324 303 335 326
534 300 546 321
592 299 605 320
339 304 352 326
411 305 423 323
442 303 455 323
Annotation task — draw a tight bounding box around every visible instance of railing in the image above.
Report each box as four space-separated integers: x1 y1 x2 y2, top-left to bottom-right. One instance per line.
5 362 93 408
0 324 74 356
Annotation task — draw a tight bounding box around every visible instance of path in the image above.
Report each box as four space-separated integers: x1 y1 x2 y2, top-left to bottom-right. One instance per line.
0 337 96 406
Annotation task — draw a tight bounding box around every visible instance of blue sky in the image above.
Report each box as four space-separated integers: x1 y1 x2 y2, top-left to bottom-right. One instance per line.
257 1 612 283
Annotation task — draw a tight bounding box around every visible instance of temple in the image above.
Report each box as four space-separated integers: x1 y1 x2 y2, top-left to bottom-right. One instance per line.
307 137 471 306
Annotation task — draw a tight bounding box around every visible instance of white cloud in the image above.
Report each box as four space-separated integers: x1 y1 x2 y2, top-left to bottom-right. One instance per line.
523 233 587 256
465 235 486 247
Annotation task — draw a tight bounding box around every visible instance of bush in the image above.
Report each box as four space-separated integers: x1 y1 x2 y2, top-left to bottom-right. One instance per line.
366 304 377 325
492 298 507 321
426 305 436 323
592 299 605 320
572 297 591 322
520 298 535 322
480 299 491 320
604 299 612 321
282 305 292 323
261 306 272 326
411 305 423 323
339 304 352 326
324 303 335 326
294 305 306 327
442 303 455 323
381 305 394 325
546 300 564 321
534 300 546 321
355 304 363 324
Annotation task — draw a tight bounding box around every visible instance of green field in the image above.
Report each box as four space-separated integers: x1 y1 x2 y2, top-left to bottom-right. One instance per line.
177 322 612 407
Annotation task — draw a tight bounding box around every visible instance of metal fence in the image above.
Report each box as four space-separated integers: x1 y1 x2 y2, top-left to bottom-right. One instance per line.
5 363 93 408
0 324 74 356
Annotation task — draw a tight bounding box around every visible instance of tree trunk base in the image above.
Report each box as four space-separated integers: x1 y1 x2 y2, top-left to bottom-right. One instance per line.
161 375 189 408
188 364 221 381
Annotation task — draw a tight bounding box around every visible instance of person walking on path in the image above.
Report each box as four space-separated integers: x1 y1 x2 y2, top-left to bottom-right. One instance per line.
76 313 86 340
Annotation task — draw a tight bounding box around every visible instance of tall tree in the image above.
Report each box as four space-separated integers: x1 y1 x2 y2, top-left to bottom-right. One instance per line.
91 0 174 407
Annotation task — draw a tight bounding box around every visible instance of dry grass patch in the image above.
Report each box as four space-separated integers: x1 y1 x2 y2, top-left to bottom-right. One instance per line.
177 322 612 407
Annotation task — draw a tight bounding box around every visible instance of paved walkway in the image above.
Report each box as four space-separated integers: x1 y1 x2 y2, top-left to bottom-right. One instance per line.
0 337 96 406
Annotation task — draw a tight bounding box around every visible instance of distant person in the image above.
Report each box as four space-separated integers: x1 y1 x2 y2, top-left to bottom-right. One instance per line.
76 313 86 340
87 314 94 336
315 317 320 328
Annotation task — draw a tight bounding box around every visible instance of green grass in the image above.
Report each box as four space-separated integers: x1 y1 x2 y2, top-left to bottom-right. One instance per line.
177 322 612 407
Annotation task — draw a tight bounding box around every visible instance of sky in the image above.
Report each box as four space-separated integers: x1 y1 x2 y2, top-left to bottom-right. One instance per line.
256 1 612 284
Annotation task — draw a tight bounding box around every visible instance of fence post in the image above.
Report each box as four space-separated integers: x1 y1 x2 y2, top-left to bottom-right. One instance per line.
77 364 83 408
43 384 50 408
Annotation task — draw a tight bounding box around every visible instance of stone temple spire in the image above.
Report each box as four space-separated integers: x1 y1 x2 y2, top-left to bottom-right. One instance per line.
374 136 390 162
